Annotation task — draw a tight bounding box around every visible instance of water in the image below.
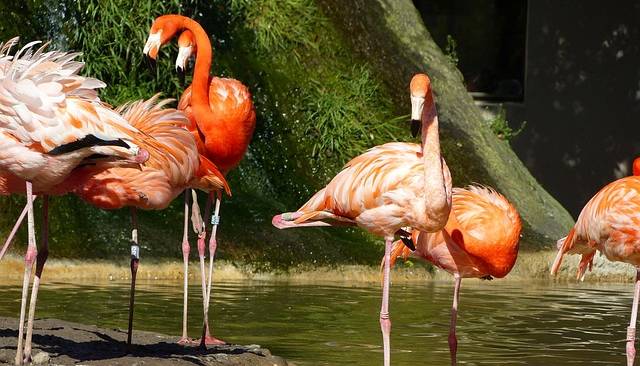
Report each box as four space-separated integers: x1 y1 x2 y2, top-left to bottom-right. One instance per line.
0 279 634 365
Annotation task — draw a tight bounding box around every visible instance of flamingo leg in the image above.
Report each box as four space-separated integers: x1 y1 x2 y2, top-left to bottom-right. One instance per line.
15 182 36 366
201 190 224 346
22 196 49 361
449 274 462 366
190 190 208 348
127 207 140 347
178 190 191 344
380 236 393 366
627 268 640 366
0 195 37 262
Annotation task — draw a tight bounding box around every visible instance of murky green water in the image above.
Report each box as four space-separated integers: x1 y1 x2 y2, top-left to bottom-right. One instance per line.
0 279 634 365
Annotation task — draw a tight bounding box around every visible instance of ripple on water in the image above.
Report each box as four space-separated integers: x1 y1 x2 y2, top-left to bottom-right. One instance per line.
0 279 635 365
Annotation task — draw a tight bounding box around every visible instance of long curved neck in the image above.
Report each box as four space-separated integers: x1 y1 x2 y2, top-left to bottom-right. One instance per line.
179 17 213 111
420 94 450 229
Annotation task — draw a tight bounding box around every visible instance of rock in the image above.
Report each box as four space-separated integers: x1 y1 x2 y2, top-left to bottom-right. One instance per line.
0 317 288 366
32 351 50 364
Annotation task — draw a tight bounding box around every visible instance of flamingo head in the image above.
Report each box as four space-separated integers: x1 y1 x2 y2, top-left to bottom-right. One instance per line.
143 15 183 64
176 30 196 85
409 73 434 138
633 157 640 176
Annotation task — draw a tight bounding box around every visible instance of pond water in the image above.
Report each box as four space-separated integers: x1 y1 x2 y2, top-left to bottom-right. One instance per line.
0 278 634 365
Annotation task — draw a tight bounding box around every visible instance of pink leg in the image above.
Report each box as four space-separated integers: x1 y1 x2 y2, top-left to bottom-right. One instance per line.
449 274 462 366
380 236 393 366
192 190 208 348
15 182 36 366
627 268 640 366
201 191 224 346
0 195 36 262
178 190 192 344
23 196 49 362
127 208 140 347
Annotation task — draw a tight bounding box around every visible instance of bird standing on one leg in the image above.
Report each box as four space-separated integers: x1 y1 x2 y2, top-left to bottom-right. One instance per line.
388 185 521 365
272 73 452 366
551 157 640 366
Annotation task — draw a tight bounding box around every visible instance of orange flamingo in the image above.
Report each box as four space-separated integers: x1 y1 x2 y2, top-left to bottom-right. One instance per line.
144 15 255 345
65 95 229 347
388 185 521 365
0 38 150 365
551 157 640 366
272 73 452 366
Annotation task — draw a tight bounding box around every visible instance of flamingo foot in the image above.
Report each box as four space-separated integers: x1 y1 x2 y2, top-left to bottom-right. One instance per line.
177 337 195 345
193 335 226 346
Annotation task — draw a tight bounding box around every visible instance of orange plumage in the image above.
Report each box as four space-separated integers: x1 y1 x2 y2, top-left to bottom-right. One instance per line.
389 185 521 279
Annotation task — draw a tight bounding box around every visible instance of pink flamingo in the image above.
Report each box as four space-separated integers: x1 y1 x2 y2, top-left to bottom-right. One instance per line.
551 157 640 366
0 38 149 365
388 185 521 365
272 73 452 366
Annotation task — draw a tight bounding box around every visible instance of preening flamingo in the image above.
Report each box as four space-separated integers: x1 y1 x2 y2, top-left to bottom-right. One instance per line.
0 37 150 365
388 185 521 366
144 15 256 345
272 73 452 366
551 157 640 366
64 95 229 346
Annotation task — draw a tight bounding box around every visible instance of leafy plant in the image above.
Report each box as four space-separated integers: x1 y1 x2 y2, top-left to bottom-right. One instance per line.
445 34 459 66
488 108 526 141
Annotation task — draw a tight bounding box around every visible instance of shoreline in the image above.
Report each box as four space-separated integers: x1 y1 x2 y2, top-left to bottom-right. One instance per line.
0 317 289 366
0 250 636 283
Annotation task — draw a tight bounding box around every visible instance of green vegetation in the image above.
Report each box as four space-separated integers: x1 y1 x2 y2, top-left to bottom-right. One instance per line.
488 108 526 141
444 34 459 66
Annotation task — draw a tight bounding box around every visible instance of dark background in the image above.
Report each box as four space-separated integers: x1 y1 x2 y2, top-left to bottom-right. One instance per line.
415 0 640 216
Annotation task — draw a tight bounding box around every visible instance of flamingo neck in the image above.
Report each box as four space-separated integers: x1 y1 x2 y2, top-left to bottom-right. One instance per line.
420 95 450 230
179 17 212 111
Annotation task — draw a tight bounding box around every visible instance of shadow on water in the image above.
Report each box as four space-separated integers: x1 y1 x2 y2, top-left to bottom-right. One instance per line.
0 279 636 365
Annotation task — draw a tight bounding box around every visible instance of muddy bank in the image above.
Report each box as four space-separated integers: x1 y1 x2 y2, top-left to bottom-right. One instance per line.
0 317 289 366
1 251 637 283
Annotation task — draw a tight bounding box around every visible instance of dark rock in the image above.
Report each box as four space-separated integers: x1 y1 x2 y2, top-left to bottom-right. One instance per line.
0 317 288 366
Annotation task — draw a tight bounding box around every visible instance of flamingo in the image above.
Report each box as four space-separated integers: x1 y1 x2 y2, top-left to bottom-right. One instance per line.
64 95 229 347
271 73 452 366
144 15 256 345
0 37 150 365
551 157 640 366
388 185 521 365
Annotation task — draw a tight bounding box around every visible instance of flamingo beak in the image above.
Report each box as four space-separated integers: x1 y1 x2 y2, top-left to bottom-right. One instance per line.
143 31 161 73
175 46 192 87
400 236 416 251
410 95 425 138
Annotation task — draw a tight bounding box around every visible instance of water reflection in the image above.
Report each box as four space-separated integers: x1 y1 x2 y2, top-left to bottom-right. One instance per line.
0 279 633 365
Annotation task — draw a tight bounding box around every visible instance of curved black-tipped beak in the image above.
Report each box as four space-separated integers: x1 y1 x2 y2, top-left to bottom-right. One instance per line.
400 236 416 251
177 66 185 87
143 54 156 73
410 119 421 138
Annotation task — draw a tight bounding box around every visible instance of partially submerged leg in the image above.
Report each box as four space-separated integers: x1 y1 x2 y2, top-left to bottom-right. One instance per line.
0 195 36 262
380 236 393 366
178 190 192 344
127 208 140 347
15 182 36 366
626 267 640 366
23 196 49 361
449 274 462 366
201 190 224 346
